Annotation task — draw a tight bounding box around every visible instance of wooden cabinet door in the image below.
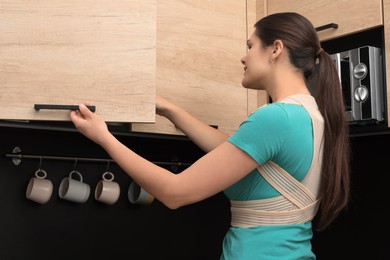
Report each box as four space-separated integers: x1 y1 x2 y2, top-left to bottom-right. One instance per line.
132 0 257 135
266 0 383 41
0 0 156 123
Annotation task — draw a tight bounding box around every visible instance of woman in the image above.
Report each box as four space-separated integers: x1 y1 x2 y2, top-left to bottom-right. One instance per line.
70 12 350 259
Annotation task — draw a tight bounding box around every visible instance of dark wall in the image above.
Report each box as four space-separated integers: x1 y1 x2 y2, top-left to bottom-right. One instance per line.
312 133 390 260
0 124 230 260
1 123 389 260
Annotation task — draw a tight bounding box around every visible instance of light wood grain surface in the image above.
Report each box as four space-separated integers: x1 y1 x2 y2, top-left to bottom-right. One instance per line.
383 0 390 127
267 0 383 41
0 0 156 122
132 0 255 135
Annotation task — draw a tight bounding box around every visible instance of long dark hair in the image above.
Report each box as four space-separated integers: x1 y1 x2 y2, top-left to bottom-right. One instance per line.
255 12 350 231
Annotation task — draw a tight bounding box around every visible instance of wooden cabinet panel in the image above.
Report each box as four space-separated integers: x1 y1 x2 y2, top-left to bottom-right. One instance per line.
132 0 257 135
0 0 156 123
251 0 269 109
247 0 261 115
383 0 390 127
267 0 383 41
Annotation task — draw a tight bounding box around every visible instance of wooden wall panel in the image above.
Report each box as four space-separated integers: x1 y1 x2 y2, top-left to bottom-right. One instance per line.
246 0 260 115
248 0 269 112
383 0 390 127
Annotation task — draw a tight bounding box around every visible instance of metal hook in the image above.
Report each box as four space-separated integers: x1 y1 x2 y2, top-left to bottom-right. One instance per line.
38 156 43 170
105 160 111 172
73 158 78 171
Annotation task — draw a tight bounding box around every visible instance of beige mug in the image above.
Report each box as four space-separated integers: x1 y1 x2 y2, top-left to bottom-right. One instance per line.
26 169 53 204
128 181 154 205
95 171 120 205
58 170 90 203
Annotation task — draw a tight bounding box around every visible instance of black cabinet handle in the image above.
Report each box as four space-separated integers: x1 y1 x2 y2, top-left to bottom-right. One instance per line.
34 104 96 112
315 23 338 32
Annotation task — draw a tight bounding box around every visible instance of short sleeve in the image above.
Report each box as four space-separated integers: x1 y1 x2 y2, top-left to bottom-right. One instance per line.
227 103 292 165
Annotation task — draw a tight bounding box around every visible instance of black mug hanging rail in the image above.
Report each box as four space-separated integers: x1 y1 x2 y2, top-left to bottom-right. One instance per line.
34 104 96 112
5 147 192 171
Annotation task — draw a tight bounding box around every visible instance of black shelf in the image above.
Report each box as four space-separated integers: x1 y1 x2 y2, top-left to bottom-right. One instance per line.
0 120 191 142
349 121 390 137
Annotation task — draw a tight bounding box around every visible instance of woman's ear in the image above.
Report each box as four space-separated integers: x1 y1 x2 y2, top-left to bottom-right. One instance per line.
269 40 284 64
272 40 283 56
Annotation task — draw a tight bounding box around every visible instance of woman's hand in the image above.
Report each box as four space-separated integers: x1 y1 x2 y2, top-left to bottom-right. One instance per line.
156 95 174 118
69 103 111 146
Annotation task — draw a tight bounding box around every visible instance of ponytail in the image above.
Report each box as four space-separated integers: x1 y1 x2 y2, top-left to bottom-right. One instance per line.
314 51 350 231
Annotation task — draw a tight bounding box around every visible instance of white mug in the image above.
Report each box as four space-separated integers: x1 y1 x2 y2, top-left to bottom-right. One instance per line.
58 170 90 203
26 169 53 204
128 181 154 205
95 171 120 205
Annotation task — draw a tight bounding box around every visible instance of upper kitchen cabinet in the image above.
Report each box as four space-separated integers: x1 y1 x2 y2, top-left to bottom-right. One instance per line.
0 0 156 123
266 0 383 41
132 0 259 136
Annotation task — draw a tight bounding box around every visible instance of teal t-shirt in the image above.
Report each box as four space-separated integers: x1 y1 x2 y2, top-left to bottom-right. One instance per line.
222 101 316 260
